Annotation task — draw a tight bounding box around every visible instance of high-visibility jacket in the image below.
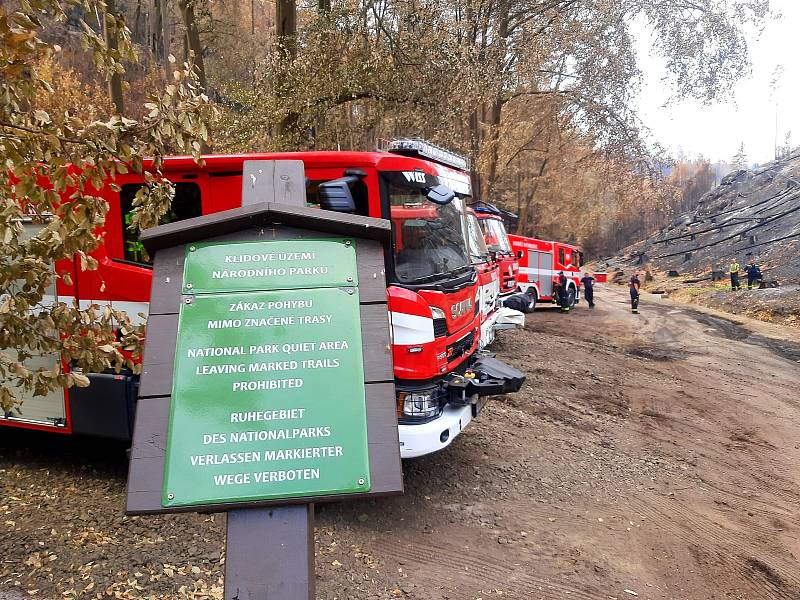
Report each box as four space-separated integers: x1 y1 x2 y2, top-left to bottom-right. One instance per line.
730 261 740 274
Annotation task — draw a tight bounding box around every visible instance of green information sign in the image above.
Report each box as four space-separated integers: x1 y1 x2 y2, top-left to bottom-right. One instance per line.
182 238 358 294
162 239 370 508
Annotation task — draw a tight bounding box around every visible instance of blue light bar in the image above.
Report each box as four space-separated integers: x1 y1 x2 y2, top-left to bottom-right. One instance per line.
386 138 470 171
474 204 501 215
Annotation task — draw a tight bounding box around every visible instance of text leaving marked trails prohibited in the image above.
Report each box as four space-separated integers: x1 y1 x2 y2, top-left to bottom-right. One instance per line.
161 238 370 508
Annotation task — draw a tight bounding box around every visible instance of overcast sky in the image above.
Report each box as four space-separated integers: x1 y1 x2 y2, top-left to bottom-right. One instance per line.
635 1 798 165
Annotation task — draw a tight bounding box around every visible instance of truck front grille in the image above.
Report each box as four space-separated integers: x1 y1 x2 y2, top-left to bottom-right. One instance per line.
447 330 475 361
433 318 448 338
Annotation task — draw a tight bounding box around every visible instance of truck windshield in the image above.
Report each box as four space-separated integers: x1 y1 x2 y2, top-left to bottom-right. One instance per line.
387 177 470 283
480 218 511 253
466 213 489 264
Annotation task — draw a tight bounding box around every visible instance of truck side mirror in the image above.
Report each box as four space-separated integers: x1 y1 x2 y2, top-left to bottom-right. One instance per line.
517 250 523 259
318 180 355 213
423 184 454 205
318 171 365 213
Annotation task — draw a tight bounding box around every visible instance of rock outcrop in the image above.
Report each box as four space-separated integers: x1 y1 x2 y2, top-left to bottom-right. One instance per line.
615 152 800 283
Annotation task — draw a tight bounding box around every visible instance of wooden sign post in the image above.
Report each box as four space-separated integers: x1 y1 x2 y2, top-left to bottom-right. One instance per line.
126 161 403 600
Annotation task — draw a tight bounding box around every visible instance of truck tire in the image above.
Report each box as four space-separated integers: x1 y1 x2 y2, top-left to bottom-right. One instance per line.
523 289 537 313
566 286 577 308
525 290 536 313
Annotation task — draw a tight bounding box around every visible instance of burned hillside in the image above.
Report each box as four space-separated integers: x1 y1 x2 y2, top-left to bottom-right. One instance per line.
619 153 800 283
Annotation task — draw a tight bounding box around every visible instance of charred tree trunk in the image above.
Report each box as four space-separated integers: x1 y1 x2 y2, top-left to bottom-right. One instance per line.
469 109 482 201
176 0 209 150
133 0 143 45
480 96 503 201
152 0 171 80
517 156 548 236
178 0 207 91
275 0 298 141
104 0 125 115
477 0 510 202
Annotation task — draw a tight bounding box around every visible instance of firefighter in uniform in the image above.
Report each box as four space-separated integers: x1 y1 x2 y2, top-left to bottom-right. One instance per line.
629 272 641 314
581 272 595 308
552 275 561 311
557 271 570 312
745 261 762 289
729 259 741 291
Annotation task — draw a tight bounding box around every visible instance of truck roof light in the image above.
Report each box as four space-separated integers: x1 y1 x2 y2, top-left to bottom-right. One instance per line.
381 138 470 171
474 204 501 215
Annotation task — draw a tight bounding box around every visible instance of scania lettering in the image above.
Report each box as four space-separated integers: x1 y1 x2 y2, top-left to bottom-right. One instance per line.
451 298 473 319
3 140 524 459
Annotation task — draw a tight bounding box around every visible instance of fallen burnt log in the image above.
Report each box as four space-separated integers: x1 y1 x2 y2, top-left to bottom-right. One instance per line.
682 275 712 284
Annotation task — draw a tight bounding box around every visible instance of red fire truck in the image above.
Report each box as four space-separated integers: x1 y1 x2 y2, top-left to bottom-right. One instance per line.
508 234 583 310
465 208 501 349
473 205 518 297
2 140 524 458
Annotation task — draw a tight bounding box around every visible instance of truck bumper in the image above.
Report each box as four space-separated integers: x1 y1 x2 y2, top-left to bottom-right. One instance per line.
396 355 525 458
447 355 525 398
399 403 473 459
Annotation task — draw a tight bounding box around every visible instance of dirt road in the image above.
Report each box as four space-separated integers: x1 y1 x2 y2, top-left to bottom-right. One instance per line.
2 285 800 599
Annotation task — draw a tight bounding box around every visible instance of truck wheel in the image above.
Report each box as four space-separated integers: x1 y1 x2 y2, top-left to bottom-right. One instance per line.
566 287 577 307
524 290 537 313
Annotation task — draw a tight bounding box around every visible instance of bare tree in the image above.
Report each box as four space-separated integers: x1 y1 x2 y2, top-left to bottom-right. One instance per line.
178 0 207 90
104 0 126 114
275 0 298 137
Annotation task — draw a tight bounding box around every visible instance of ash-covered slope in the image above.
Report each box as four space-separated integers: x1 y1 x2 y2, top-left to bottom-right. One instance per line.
621 153 800 283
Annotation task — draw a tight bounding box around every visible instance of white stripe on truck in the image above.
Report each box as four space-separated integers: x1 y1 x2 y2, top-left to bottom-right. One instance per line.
390 311 435 345
519 267 579 278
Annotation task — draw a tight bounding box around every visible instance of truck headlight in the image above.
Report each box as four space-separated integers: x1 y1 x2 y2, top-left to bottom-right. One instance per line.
430 306 448 337
398 392 439 419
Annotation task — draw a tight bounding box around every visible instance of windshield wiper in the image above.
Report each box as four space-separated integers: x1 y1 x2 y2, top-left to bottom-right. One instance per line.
398 263 473 285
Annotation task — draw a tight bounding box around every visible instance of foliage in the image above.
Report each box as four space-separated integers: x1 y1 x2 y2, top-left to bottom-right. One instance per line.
0 1 213 411
202 0 770 256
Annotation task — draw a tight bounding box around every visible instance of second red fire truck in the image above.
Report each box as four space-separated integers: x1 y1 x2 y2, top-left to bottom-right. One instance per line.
465 208 501 349
473 204 519 298
2 140 524 459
